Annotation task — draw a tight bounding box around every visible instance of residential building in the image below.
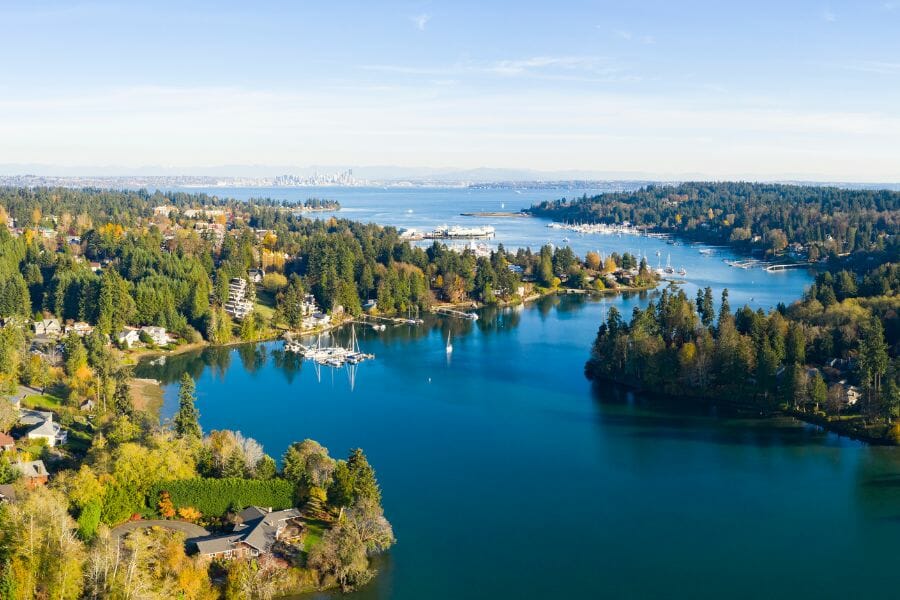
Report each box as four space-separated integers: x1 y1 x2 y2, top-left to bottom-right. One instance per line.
14 460 49 487
27 419 67 447
140 326 172 346
0 432 14 452
117 328 141 348
190 506 303 561
302 312 331 330
248 268 264 283
65 321 94 337
18 408 53 428
153 205 177 217
33 319 61 337
224 277 254 320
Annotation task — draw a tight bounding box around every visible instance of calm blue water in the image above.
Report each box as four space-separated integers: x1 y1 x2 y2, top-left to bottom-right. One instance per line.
140 187 900 598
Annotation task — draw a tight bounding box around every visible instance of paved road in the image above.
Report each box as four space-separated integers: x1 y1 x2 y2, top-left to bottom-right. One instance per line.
110 520 210 540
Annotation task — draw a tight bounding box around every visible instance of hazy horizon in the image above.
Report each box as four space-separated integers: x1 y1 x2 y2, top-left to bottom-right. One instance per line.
2 1 899 182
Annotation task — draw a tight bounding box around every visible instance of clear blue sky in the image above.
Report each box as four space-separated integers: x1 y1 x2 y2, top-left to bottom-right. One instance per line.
1 0 899 180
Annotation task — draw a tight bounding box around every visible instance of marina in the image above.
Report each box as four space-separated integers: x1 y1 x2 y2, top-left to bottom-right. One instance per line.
284 325 374 367
400 224 496 241
546 221 642 236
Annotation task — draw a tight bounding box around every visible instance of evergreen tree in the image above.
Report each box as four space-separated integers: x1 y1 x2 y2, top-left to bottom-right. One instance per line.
858 318 889 406
347 448 381 504
719 288 731 320
173 373 202 438
113 376 133 416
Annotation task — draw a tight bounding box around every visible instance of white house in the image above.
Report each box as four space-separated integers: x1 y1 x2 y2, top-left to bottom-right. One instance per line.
248 268 264 283
27 419 67 447
117 328 141 348
65 321 94 337
33 319 61 337
18 408 53 427
302 312 331 330
140 326 172 346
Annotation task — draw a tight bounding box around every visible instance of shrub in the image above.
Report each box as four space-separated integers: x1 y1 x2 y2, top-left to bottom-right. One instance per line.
147 478 293 517
77 499 102 541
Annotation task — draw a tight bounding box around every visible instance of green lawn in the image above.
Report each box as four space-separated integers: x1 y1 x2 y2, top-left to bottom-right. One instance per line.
301 519 328 553
22 394 65 411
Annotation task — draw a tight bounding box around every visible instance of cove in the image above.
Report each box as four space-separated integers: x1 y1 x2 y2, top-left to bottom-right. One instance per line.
138 294 900 599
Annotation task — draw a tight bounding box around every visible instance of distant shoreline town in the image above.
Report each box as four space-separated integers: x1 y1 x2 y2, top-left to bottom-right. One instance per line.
2 173 899 194
0 172 661 192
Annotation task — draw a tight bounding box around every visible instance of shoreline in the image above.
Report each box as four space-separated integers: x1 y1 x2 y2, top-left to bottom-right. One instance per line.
134 281 659 363
589 374 895 446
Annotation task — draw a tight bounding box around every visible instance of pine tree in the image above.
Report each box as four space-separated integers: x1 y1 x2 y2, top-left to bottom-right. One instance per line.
859 317 889 408
347 448 381 504
173 373 201 438
113 376 132 416
719 288 731 320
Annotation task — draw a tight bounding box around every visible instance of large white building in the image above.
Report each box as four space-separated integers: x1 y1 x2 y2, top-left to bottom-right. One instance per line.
224 277 254 320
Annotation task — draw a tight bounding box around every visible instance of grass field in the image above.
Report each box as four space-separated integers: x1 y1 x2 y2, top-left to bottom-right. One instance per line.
301 519 328 553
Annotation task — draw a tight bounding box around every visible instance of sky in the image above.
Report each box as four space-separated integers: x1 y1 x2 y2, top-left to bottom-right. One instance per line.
1 0 899 181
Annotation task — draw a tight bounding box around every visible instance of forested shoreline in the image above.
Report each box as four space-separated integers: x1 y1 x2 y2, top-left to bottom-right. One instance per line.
529 181 899 262
576 183 900 443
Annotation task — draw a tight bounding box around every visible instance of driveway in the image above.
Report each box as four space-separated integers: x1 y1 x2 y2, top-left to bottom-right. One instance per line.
110 519 210 540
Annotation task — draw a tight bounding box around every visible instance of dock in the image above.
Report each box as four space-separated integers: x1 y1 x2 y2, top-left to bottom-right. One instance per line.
432 307 479 321
765 262 813 272
284 325 374 367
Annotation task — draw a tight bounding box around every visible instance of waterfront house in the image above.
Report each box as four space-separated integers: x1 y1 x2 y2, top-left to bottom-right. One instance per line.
190 506 303 561
140 326 172 346
14 460 49 487
0 432 14 452
838 380 861 407
224 277 254 320
33 319 61 337
27 419 67 447
302 312 331 330
117 328 141 348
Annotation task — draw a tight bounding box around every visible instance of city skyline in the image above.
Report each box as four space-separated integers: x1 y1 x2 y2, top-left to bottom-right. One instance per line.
2 1 899 182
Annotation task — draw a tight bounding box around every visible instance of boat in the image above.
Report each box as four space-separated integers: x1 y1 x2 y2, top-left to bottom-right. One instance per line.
371 323 386 332
677 267 687 276
466 312 479 321
284 339 304 353
446 331 453 354
664 254 674 274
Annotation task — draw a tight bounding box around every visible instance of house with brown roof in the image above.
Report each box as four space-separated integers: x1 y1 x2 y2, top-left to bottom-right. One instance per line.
14 460 49 488
189 506 303 561
0 432 14 452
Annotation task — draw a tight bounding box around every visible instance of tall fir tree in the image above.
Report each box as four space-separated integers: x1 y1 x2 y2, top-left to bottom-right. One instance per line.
173 373 202 438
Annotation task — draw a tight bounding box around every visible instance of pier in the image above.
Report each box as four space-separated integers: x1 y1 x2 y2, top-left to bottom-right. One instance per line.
765 262 813 272
432 306 479 321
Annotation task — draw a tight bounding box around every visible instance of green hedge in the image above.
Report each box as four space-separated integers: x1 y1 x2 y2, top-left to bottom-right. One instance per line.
148 478 294 517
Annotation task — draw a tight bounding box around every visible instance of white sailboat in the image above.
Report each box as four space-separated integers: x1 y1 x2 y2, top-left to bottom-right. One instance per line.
446 331 453 354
